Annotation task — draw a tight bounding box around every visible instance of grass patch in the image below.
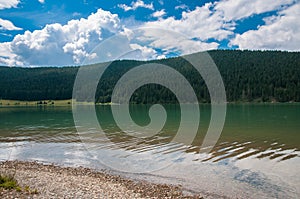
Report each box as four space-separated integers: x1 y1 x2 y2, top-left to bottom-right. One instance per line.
0 173 38 194
0 174 19 190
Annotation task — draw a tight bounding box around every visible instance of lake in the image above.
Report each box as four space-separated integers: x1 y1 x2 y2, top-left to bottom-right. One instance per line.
0 104 299 198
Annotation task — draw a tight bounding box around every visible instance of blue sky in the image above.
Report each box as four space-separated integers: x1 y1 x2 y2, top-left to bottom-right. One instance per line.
0 0 299 66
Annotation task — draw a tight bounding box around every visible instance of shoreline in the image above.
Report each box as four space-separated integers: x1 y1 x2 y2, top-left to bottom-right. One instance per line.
0 160 202 198
1 99 300 107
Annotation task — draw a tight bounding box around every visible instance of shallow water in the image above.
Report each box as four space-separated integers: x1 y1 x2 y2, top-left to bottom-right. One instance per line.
0 104 299 198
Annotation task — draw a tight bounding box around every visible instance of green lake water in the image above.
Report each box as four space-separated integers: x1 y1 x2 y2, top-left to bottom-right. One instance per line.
0 104 299 198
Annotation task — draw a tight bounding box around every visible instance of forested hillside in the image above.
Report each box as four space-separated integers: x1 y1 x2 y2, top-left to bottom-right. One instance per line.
0 50 299 103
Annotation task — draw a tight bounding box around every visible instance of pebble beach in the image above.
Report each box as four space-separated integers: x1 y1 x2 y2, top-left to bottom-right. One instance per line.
0 161 202 199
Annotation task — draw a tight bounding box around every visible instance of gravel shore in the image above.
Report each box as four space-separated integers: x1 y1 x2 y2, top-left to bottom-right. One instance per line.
0 161 202 198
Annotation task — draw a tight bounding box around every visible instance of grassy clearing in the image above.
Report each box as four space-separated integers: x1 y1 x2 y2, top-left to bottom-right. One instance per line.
0 99 73 106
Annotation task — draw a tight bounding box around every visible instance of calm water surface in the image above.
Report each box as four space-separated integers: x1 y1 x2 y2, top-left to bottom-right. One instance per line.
0 104 299 198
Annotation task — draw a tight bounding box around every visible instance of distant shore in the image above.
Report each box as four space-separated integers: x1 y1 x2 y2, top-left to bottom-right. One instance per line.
0 99 73 106
0 99 299 107
0 99 118 106
0 161 201 198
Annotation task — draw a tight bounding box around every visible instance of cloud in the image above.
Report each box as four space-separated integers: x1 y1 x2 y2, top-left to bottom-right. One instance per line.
72 12 81 17
0 0 19 9
0 32 12 37
120 3 231 57
0 42 23 66
230 2 300 51
117 4 132 12
152 9 166 18
133 28 219 56
128 43 160 60
175 4 188 10
144 3 235 41
214 0 295 21
0 9 123 66
0 18 22 30
118 0 154 12
38 0 45 4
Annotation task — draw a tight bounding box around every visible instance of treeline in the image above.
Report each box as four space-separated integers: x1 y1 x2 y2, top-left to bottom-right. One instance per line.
0 50 299 103
0 67 78 101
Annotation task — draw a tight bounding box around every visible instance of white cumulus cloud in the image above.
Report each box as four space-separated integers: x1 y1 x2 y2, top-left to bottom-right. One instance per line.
1 9 123 66
152 9 166 18
0 18 22 30
230 2 300 51
118 0 154 12
0 42 23 66
134 28 219 56
145 3 235 41
214 0 295 21
38 0 45 4
0 0 19 10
